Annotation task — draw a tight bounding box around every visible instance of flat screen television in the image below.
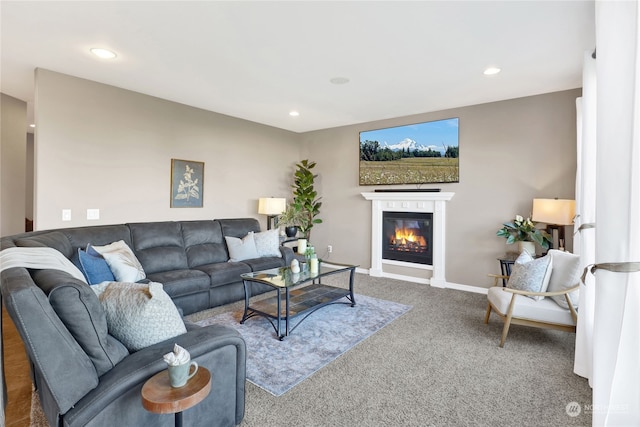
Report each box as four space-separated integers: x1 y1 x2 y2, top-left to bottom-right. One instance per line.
359 117 459 185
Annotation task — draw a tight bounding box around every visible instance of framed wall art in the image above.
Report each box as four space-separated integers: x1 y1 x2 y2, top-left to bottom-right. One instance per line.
359 117 459 185
170 159 204 208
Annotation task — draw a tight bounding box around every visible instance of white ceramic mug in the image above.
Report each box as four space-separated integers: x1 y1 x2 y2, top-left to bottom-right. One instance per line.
167 360 198 388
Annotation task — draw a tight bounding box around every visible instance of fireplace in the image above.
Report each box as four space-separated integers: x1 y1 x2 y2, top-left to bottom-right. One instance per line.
382 211 433 265
361 191 454 287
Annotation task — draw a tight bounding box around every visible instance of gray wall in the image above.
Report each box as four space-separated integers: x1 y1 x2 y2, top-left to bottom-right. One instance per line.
33 69 301 230
28 69 578 289
303 89 579 287
1 93 27 236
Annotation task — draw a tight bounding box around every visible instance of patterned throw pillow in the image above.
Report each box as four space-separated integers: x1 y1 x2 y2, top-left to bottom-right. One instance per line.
92 281 186 352
253 229 282 258
507 251 553 300
225 233 259 262
91 240 146 282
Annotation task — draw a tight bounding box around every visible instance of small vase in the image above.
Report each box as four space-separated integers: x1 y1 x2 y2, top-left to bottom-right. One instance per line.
517 241 536 256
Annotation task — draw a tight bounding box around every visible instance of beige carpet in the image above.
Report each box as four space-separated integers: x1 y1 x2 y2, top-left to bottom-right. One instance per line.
31 273 592 426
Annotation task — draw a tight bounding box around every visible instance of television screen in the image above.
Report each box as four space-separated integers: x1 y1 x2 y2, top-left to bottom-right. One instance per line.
359 117 459 185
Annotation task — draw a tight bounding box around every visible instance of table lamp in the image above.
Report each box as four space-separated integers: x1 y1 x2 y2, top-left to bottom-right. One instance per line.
531 198 576 250
258 197 286 230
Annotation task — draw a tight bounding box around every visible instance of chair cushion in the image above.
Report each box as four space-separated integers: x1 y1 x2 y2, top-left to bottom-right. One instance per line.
488 286 576 326
546 249 581 309
507 251 553 300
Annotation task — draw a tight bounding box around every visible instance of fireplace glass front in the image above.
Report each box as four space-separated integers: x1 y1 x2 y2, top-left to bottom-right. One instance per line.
382 211 433 265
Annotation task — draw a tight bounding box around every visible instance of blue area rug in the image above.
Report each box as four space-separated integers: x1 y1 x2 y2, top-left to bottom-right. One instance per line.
195 294 411 396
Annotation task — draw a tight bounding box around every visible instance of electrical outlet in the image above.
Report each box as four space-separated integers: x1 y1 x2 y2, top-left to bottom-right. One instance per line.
327 245 333 253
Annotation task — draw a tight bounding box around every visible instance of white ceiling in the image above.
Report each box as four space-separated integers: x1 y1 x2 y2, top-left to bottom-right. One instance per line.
1 1 595 134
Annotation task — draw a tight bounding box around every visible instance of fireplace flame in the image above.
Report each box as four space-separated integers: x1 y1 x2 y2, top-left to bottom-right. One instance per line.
391 227 427 247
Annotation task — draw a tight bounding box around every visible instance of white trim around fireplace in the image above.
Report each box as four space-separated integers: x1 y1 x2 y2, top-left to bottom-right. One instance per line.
361 191 455 287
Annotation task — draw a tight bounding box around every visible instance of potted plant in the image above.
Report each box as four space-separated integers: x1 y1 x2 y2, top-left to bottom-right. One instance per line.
496 214 551 255
278 203 305 237
291 159 322 240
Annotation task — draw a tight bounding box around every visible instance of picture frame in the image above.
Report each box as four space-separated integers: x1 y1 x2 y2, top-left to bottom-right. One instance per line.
359 117 459 185
170 159 204 208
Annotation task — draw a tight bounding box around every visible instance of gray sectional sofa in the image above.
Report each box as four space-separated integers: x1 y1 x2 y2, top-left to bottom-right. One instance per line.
1 218 296 427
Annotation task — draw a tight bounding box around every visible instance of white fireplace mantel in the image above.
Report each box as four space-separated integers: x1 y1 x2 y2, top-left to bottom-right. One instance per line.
361 191 455 287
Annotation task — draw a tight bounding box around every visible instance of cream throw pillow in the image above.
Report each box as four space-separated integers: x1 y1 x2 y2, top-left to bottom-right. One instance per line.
92 240 146 282
546 249 581 309
225 233 259 262
92 281 186 352
507 251 553 301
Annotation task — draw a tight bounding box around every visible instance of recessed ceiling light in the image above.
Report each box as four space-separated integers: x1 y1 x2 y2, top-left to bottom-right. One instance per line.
29 124 35 128
483 67 501 76
330 77 350 85
289 111 300 117
90 48 117 59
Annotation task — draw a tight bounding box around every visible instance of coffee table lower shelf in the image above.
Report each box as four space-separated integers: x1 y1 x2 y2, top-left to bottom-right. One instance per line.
241 283 355 340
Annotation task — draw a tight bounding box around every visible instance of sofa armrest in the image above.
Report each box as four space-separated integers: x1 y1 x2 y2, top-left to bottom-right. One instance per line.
62 324 246 427
279 245 296 265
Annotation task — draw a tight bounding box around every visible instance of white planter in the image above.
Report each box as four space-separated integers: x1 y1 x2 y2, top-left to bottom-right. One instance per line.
517 241 536 256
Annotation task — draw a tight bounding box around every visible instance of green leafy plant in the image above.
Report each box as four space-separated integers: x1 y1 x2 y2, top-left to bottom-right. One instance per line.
277 203 305 227
292 159 322 240
496 215 552 249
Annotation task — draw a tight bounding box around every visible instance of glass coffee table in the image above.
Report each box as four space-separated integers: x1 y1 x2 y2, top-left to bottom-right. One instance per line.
240 262 357 340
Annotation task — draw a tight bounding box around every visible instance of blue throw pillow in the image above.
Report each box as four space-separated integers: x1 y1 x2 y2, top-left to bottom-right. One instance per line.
78 247 115 285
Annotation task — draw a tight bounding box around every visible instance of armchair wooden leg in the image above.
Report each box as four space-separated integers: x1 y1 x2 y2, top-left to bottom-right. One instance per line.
499 319 511 348
484 303 492 324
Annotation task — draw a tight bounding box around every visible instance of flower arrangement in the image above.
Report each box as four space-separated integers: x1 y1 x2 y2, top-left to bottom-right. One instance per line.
496 215 552 249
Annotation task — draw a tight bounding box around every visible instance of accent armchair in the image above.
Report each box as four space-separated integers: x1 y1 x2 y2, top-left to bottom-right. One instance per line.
484 249 580 348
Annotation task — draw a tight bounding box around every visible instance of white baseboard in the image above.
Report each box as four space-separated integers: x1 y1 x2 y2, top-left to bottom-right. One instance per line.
355 267 489 293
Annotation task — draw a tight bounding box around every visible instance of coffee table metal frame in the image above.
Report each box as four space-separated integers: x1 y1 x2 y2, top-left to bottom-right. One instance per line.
240 262 357 340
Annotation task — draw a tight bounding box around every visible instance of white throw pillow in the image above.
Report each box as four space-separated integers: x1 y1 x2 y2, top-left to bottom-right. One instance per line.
546 249 581 309
253 229 282 258
507 251 553 301
225 233 259 262
92 281 186 352
92 240 146 283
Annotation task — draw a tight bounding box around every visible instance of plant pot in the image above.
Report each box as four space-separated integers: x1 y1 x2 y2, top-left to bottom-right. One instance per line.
517 241 536 256
285 226 298 238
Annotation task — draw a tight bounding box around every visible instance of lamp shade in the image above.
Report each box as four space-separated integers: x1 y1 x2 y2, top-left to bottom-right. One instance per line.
531 199 576 225
258 197 286 215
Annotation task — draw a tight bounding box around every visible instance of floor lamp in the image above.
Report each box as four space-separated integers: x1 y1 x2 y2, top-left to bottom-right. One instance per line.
532 198 576 251
258 197 286 230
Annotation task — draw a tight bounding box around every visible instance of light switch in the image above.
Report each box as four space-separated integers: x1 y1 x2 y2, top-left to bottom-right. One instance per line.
62 209 71 221
87 209 100 220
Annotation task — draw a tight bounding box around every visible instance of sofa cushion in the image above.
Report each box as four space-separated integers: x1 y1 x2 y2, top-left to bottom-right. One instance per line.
145 269 210 299
32 269 129 377
15 231 74 259
253 229 282 258
225 234 259 262
182 221 229 267
78 247 116 285
63 225 133 252
507 251 552 300
92 240 146 283
92 281 187 352
546 249 581 309
195 262 252 288
128 222 189 274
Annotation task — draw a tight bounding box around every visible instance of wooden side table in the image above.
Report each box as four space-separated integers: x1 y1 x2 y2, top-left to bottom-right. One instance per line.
141 366 211 427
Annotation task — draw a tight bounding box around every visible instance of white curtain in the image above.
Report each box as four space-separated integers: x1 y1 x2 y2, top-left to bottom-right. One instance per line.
590 1 640 425
573 51 597 385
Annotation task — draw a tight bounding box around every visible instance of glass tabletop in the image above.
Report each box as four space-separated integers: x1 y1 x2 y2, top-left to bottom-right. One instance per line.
240 262 356 288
